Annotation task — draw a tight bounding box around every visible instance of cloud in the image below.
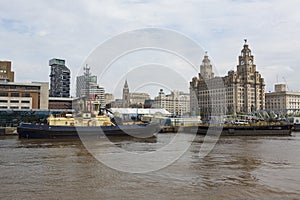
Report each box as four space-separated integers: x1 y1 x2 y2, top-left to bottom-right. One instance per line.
0 0 299 96
1 18 32 34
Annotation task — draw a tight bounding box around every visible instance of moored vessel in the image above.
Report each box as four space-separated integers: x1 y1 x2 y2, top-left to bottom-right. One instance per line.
17 112 160 139
181 121 292 136
292 117 300 131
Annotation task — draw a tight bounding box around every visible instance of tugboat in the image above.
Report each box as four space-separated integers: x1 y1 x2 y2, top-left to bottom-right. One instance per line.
17 110 160 139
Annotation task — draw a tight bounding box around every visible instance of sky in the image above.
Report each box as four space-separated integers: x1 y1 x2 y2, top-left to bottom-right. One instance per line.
0 0 300 98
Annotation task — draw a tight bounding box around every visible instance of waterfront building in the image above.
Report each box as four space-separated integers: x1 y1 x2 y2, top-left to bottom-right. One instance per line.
75 67 105 108
129 92 150 108
153 89 190 116
89 85 105 107
0 61 14 82
190 40 265 116
265 84 300 114
105 93 114 106
48 97 74 110
122 80 130 108
110 108 171 121
49 58 71 98
0 82 49 110
144 99 154 108
111 99 123 108
76 74 97 97
121 80 152 108
190 52 225 116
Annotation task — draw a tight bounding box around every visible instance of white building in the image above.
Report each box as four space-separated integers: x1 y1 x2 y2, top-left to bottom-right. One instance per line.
153 89 190 116
76 67 105 107
265 84 300 114
76 74 97 97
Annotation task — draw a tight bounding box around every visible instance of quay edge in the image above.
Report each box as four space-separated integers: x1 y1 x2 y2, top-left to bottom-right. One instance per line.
0 127 18 136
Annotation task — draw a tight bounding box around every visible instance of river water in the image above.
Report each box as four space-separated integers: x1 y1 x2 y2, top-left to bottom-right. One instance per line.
1 133 300 199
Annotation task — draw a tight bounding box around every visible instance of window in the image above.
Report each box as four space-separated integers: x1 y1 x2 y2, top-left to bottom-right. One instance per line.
0 106 7 109
22 93 30 97
21 100 30 104
11 93 20 97
10 106 19 109
10 100 19 103
0 92 8 97
0 100 8 103
21 107 30 109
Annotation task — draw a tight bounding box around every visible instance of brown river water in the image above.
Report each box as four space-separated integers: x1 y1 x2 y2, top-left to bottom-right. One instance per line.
1 133 300 200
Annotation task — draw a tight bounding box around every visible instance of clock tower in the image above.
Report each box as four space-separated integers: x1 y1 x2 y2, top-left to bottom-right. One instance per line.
237 39 256 74
234 39 265 113
200 51 214 80
122 79 130 108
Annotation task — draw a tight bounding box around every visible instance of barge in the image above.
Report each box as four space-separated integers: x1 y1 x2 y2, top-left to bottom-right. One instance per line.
181 122 292 136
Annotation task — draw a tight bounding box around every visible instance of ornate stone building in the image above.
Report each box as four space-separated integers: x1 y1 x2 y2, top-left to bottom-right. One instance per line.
129 93 150 107
122 80 130 108
190 40 265 116
121 80 151 108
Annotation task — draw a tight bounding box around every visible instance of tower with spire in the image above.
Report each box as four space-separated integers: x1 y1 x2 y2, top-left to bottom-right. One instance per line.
122 80 130 108
190 40 265 116
200 51 214 80
232 39 265 113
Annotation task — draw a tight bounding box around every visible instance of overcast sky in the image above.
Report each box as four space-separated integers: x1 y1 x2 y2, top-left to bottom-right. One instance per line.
0 0 299 98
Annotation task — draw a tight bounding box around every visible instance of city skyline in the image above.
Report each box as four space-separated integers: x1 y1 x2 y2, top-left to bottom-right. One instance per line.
0 1 299 96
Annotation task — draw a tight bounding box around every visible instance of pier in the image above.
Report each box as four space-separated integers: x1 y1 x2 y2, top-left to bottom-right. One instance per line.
0 127 17 136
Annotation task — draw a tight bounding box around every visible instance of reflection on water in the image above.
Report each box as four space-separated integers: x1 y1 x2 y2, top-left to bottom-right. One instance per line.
1 133 300 199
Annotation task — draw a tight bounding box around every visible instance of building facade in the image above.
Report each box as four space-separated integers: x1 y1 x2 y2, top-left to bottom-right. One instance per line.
122 80 130 108
111 99 123 108
76 74 97 97
76 67 105 107
0 82 49 110
48 97 73 110
129 92 150 107
89 85 105 107
265 84 300 114
153 89 190 116
0 61 14 82
190 41 265 116
49 58 70 97
105 93 115 106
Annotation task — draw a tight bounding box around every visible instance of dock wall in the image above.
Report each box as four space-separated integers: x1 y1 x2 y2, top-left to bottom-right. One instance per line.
0 127 17 135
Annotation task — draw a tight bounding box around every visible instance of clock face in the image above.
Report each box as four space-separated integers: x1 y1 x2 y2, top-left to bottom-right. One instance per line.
249 59 252 65
240 60 244 65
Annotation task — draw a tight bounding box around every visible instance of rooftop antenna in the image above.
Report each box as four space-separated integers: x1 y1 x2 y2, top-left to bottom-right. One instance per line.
282 76 289 91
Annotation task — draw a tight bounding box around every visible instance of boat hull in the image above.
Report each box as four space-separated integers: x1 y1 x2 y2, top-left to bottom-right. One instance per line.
181 124 292 136
294 124 300 131
17 123 160 139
